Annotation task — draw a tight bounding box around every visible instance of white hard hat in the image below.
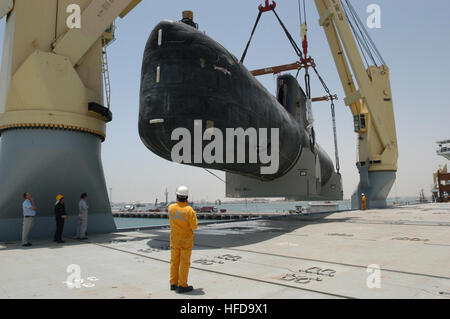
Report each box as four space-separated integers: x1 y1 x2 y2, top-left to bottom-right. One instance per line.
176 186 189 197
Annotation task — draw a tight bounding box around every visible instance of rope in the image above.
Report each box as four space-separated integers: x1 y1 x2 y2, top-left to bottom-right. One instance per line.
343 2 377 66
55 0 59 41
304 73 311 98
203 168 226 183
298 0 302 25
341 0 386 67
240 11 263 63
330 100 340 173
238 3 342 173
302 0 307 25
345 0 386 65
298 0 307 25
241 4 305 63
341 2 372 67
304 69 316 151
271 6 304 59
312 66 341 173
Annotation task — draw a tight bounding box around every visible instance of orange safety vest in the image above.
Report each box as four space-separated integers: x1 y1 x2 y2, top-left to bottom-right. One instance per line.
168 201 198 248
361 195 367 210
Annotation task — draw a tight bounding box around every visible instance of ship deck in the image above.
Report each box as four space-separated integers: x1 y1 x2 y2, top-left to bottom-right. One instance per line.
1 203 449 299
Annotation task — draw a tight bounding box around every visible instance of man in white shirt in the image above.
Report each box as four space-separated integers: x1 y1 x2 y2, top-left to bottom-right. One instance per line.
77 193 89 240
22 192 36 247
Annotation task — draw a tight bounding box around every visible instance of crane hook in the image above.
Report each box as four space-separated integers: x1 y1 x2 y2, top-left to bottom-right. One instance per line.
259 0 276 13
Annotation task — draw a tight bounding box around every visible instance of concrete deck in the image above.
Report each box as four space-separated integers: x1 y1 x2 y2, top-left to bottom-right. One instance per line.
1 203 449 299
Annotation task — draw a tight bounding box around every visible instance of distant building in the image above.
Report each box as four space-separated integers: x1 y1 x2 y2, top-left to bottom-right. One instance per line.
433 140 449 202
437 140 450 161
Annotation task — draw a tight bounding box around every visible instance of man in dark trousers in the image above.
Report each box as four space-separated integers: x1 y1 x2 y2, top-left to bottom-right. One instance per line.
22 192 37 247
54 194 68 243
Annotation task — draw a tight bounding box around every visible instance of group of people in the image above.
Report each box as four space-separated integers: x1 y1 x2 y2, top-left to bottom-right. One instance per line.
22 185 199 294
21 192 90 247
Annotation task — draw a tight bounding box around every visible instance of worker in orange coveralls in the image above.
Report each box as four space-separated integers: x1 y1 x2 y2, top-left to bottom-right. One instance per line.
168 186 198 293
361 193 367 211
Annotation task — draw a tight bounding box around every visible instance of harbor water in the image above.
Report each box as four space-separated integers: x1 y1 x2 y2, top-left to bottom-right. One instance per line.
113 199 416 229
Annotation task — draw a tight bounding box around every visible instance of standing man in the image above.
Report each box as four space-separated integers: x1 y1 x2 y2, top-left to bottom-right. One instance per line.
77 193 89 240
54 194 68 243
22 192 36 247
361 193 367 211
168 186 198 294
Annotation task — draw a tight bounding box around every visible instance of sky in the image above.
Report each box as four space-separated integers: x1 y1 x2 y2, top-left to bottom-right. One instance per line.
0 0 449 203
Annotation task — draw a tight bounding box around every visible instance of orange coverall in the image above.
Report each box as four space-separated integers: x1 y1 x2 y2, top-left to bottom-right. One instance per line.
168 201 198 288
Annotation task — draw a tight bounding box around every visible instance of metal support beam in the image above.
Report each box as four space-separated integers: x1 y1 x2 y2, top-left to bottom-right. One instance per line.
53 0 142 66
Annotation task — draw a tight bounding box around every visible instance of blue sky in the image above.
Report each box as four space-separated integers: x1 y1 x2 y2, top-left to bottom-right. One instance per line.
1 0 449 203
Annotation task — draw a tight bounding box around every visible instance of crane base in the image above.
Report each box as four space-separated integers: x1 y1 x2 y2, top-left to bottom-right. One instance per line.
351 164 396 209
0 129 116 242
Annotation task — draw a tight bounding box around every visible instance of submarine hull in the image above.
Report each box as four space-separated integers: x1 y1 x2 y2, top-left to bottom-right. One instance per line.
139 20 335 183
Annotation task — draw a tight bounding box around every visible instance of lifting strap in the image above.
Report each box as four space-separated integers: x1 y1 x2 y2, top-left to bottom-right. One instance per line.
240 2 341 174
270 7 304 60
240 11 263 63
312 66 341 174
240 4 304 64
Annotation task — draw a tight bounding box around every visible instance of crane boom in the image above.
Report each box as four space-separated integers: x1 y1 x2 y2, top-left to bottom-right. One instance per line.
314 0 398 208
0 0 141 139
53 0 141 66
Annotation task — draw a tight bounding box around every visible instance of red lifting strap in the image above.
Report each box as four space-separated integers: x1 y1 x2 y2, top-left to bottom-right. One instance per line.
259 0 276 13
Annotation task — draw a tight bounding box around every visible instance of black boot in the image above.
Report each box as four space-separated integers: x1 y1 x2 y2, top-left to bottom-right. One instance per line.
170 285 178 291
177 286 194 293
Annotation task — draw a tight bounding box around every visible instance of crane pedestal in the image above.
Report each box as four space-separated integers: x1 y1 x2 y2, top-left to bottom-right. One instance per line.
351 161 396 209
0 129 116 242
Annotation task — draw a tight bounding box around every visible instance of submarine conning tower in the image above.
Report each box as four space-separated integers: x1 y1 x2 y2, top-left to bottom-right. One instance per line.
180 10 198 29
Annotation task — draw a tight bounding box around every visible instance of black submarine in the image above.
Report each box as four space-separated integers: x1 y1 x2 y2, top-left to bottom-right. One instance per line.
139 12 335 186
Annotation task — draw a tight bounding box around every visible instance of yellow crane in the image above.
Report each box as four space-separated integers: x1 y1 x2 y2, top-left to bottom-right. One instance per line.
0 0 143 241
239 0 398 208
314 0 398 208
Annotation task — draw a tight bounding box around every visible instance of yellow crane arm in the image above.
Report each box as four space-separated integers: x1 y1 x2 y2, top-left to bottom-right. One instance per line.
52 0 142 66
0 0 142 141
314 0 398 172
0 0 13 19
